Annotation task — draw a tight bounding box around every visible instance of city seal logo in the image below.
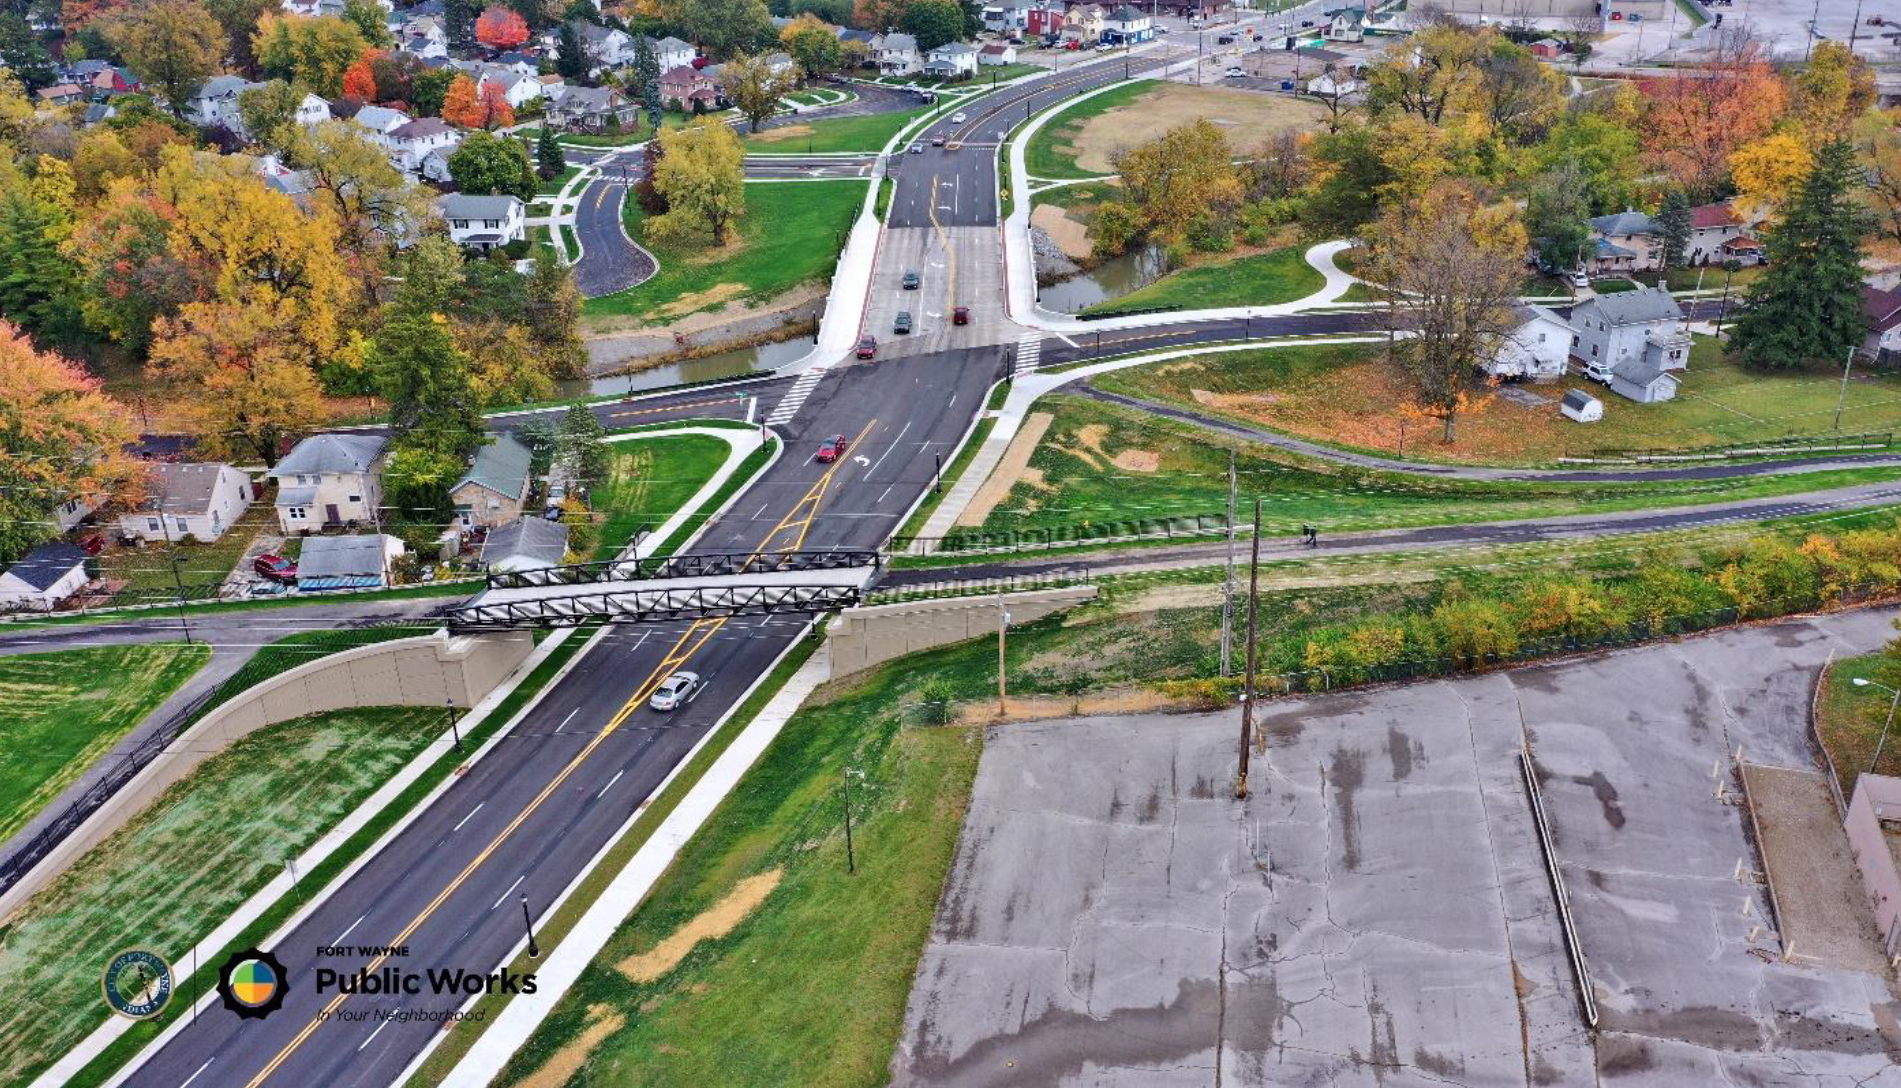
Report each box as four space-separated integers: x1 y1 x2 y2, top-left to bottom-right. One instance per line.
101 949 174 1019
217 947 288 1020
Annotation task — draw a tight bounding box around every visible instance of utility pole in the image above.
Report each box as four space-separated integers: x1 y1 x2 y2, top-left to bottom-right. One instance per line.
154 507 194 645
1835 344 1857 431
1235 497 1261 799
1219 449 1236 676
841 769 856 874
997 591 1011 716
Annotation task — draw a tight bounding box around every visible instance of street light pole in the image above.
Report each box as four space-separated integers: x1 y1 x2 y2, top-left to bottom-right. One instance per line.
1220 449 1236 676
519 894 540 958
997 591 1011 717
1235 497 1261 799
1835 344 1857 431
446 698 463 751
1853 677 1901 775
841 769 856 874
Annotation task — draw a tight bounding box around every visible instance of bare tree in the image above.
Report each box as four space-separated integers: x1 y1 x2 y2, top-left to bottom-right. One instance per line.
1248 128 1312 200
1368 188 1525 444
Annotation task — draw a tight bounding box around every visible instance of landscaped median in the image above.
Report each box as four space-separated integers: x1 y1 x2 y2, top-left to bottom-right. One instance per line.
739 107 926 153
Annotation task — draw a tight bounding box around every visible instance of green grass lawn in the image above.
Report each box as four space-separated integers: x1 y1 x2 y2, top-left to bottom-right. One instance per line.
586 180 864 322
1663 263 1763 292
1816 652 1901 801
560 113 711 147
1076 244 1324 315
1024 79 1155 179
537 164 582 196
96 499 274 595
972 62 1046 82
0 705 443 1087
0 643 209 843
740 107 926 153
1030 178 1120 212
591 434 734 559
957 392 1901 545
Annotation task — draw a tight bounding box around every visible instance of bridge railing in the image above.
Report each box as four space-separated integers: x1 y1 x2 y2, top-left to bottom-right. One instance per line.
445 581 864 630
482 549 883 589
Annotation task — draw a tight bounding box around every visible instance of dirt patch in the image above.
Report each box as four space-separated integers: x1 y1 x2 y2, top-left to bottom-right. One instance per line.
651 282 748 321
1068 420 1158 472
1030 203 1092 260
957 412 1054 527
1112 449 1159 472
1069 83 1328 174
615 869 784 984
583 282 827 373
505 1004 625 1088
1191 387 1280 409
747 123 813 144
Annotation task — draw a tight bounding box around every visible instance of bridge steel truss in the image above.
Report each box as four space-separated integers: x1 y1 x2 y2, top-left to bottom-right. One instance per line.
480 550 882 590
444 581 865 631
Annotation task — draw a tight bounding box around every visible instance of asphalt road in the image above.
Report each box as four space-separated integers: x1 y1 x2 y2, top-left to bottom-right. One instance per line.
124 344 1008 1088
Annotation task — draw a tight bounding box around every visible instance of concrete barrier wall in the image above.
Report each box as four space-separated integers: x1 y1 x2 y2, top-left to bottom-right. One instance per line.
1844 773 1901 958
824 586 1097 679
0 630 533 920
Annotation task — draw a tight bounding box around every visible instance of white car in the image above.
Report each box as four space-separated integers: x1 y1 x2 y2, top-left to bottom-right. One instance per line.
950 111 967 123
1570 270 1590 288
649 671 704 712
1225 66 1245 77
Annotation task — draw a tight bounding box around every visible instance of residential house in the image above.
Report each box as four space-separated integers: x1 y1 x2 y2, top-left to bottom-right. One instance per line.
51 494 95 532
761 51 797 76
871 32 921 75
387 117 461 173
69 60 141 98
983 0 1034 32
401 31 449 59
296 534 404 590
1686 200 1766 267
438 194 524 251
476 66 544 108
420 147 458 184
1026 4 1065 37
658 66 723 111
1306 66 1359 98
1861 285 1901 363
480 517 569 572
1584 209 1660 275
1486 303 1573 382
292 92 331 127
82 103 118 126
118 463 254 544
0 543 90 612
980 42 1019 65
36 83 84 107
574 21 634 73
923 42 980 80
350 104 414 148
451 434 534 529
1102 5 1152 43
1063 4 1106 43
1570 286 1690 378
490 51 539 75
1322 7 1364 41
267 432 388 534
1609 361 1679 404
547 84 636 129
642 35 697 73
187 74 256 126
1153 0 1230 15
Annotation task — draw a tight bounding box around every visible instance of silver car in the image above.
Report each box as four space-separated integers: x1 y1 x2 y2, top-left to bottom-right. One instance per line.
649 671 703 712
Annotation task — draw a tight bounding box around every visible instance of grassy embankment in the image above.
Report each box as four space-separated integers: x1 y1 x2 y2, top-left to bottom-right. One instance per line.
590 434 736 559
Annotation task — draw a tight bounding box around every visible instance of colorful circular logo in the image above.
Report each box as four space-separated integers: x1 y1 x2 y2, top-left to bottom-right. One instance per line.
102 949 174 1019
217 947 288 1020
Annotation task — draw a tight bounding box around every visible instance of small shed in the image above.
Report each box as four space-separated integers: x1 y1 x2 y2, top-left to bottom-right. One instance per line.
296 534 405 591
1560 388 1603 423
1609 361 1679 404
0 543 91 611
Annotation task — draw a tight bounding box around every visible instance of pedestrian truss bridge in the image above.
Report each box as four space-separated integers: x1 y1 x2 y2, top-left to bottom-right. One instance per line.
443 550 882 631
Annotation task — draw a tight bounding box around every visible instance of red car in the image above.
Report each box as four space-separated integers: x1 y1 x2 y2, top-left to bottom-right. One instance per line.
855 335 878 359
952 306 970 326
77 534 104 556
253 553 298 583
815 434 849 463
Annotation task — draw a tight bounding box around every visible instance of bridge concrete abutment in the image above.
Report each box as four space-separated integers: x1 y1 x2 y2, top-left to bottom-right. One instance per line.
822 586 1097 680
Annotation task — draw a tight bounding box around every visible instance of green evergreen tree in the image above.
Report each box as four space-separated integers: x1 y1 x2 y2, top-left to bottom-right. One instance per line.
1654 187 1691 271
535 123 566 179
557 403 609 490
0 191 84 346
444 0 475 52
1731 139 1870 371
557 21 589 80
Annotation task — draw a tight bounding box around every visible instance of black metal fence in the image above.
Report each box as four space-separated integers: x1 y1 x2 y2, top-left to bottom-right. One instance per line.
890 513 1230 557
1568 431 1896 464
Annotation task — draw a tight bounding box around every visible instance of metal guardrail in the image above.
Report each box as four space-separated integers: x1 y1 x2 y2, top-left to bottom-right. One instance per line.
482 549 882 589
1074 303 1181 322
864 567 1094 606
1519 747 1600 1030
445 582 864 630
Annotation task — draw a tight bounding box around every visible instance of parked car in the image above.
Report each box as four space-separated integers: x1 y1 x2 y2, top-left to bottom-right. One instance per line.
1225 66 1245 77
1570 270 1590 288
1216 33 1234 43
253 553 298 583
902 269 920 290
856 335 878 359
894 310 913 334
816 433 850 463
952 305 970 325
1064 39 1081 49
1299 18 1314 26
77 534 104 556
648 671 703 712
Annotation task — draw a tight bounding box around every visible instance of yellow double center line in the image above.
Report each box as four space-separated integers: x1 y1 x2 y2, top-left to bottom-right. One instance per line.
240 417 880 1088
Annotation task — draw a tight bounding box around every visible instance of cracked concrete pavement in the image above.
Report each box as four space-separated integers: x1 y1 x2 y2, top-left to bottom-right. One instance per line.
891 609 1901 1086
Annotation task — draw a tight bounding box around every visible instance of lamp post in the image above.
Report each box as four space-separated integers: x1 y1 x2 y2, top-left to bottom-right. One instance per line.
446 698 463 751
519 893 540 958
1835 345 1857 432
1853 677 1901 776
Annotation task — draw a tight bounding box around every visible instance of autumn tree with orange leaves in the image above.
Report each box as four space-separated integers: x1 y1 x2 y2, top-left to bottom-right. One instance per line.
441 75 513 129
474 5 529 50
342 49 382 101
1638 39 1786 201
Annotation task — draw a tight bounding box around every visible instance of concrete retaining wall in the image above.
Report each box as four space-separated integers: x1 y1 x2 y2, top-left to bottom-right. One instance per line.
0 630 533 920
824 586 1097 679
1845 773 1901 959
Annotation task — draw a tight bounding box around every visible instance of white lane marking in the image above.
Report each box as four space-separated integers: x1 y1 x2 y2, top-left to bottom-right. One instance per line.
865 420 912 480
452 803 484 832
332 913 366 946
554 708 578 734
1056 333 1078 348
877 484 895 504
752 501 771 519
180 1058 215 1088
597 769 625 799
358 1018 390 1052
492 874 525 910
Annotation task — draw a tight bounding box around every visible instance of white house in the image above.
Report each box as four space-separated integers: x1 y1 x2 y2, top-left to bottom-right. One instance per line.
50 494 95 532
1306 68 1359 98
871 32 921 75
292 92 331 127
420 147 458 184
438 193 525 251
642 34 696 72
1570 286 1690 380
0 543 90 612
268 432 388 534
574 22 634 72
1687 200 1765 267
1103 4 1152 42
350 104 413 149
923 42 980 79
187 74 256 127
1862 286 1901 363
387 117 460 174
477 66 545 108
118 463 253 544
979 42 1018 65
1487 303 1573 382
1322 6 1364 41
983 0 1034 31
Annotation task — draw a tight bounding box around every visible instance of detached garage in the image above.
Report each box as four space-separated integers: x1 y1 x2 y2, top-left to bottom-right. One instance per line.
1609 361 1680 404
0 543 91 612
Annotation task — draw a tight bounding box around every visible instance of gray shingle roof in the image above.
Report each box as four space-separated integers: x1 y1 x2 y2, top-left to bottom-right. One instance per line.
138 463 240 516
439 194 521 220
481 517 568 567
1612 360 1672 386
4 543 87 591
270 433 387 479
298 534 394 579
1581 285 1683 326
1590 210 1655 237
455 435 533 501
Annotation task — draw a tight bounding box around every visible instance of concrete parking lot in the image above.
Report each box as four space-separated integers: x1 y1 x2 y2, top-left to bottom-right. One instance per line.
892 608 1901 1086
